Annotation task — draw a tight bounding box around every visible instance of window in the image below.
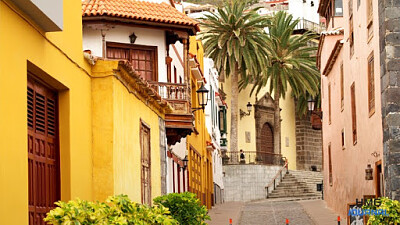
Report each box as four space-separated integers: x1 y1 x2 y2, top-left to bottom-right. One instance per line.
367 0 373 40
140 121 151 205
341 129 345 150
28 76 60 224
349 0 354 57
107 43 158 81
328 143 333 186
340 63 344 110
351 82 357 145
219 106 227 134
334 0 343 16
328 83 332 124
357 0 360 9
174 66 177 83
368 52 375 116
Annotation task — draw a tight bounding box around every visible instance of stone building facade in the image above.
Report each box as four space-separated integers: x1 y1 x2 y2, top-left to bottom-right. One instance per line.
295 114 323 171
379 0 400 200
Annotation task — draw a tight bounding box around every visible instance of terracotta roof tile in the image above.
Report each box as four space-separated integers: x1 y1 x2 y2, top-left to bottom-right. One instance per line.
82 0 199 31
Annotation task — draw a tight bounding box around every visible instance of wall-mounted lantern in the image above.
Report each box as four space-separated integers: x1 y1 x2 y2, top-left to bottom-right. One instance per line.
308 97 323 130
182 156 188 170
192 83 209 113
129 32 137 44
240 102 252 119
365 164 373 180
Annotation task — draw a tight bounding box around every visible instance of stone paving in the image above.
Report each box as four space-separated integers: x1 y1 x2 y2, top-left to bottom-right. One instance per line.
208 199 338 225
240 200 314 225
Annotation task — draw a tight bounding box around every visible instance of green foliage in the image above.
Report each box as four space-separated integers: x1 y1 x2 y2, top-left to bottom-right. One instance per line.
44 195 178 225
154 192 210 225
200 0 270 80
240 11 320 99
363 197 400 225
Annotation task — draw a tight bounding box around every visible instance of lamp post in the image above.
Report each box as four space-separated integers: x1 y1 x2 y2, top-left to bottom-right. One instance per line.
192 83 209 112
240 102 252 119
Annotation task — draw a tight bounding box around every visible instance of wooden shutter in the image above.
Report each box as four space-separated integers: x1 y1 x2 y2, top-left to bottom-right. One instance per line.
340 63 344 109
106 43 158 81
351 82 357 144
368 52 375 115
28 77 59 225
349 0 354 56
140 121 151 205
367 0 373 24
328 83 332 124
328 143 333 186
189 147 202 200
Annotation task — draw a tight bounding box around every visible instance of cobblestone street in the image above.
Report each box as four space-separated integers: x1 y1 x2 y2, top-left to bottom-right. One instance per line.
208 199 338 225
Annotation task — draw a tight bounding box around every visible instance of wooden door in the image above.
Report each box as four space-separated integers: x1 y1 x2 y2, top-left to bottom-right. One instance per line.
260 123 274 164
28 77 59 225
140 122 151 205
375 161 383 197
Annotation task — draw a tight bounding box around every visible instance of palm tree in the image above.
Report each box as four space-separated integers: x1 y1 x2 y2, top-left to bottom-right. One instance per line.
241 11 320 155
200 0 270 158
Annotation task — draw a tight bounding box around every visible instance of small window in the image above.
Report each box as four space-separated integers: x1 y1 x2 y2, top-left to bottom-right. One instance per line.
328 83 332 124
328 143 333 186
367 0 373 41
351 82 357 145
340 63 344 111
334 0 343 16
368 52 375 116
341 129 345 150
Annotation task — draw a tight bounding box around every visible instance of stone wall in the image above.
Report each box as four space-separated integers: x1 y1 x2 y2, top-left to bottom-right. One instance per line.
379 0 400 200
223 165 281 202
295 114 323 171
159 117 167 195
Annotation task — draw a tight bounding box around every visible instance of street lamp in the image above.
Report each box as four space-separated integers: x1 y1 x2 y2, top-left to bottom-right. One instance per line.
182 156 188 170
307 97 323 119
240 102 252 119
192 83 209 112
129 32 137 44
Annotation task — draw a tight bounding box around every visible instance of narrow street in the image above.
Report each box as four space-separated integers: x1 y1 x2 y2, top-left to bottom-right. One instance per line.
208 199 338 225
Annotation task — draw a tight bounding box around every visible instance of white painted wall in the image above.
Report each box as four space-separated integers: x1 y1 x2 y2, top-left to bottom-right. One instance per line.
288 0 320 24
203 58 224 190
83 25 168 82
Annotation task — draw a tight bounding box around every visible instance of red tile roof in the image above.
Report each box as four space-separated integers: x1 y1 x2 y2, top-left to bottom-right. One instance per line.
82 0 199 32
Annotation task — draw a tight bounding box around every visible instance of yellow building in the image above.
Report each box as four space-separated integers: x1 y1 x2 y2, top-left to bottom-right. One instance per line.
187 36 214 209
0 0 174 224
0 0 93 224
91 60 171 204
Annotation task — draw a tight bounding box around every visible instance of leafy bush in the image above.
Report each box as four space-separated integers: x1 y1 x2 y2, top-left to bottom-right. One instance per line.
153 192 210 225
44 194 178 225
362 197 400 225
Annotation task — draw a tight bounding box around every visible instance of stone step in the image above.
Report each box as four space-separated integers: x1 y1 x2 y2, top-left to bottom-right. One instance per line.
268 192 321 198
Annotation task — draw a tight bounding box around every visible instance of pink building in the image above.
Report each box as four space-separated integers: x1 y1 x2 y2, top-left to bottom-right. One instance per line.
318 0 385 220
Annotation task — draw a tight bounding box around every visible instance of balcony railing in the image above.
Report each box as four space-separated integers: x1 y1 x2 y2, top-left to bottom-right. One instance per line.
222 151 285 166
295 18 326 34
149 81 190 115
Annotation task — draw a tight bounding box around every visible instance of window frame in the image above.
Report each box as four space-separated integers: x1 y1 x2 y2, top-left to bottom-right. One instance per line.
328 82 332 124
328 143 333 186
368 52 375 117
340 62 344 111
351 82 357 145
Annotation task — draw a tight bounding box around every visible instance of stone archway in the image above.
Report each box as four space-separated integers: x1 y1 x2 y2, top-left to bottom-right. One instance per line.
255 93 276 163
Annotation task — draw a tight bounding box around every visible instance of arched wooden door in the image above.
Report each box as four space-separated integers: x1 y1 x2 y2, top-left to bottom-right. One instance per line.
260 123 274 164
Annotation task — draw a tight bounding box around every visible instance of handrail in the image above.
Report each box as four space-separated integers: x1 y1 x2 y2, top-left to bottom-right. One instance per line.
265 158 288 198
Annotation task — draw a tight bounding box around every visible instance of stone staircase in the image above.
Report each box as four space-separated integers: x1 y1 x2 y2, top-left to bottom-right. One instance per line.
267 170 323 200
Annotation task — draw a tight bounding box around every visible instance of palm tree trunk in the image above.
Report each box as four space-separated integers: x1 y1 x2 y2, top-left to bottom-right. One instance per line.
230 64 239 162
273 84 281 160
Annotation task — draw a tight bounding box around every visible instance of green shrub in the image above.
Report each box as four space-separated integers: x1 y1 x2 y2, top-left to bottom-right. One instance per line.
362 197 400 225
153 192 210 225
44 194 178 225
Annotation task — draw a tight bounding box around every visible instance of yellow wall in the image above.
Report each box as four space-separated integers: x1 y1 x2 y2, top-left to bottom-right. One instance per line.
187 36 214 208
222 75 297 170
0 0 93 224
91 60 164 203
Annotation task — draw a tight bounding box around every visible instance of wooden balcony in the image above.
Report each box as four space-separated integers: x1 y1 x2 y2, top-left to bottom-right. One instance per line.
149 81 194 145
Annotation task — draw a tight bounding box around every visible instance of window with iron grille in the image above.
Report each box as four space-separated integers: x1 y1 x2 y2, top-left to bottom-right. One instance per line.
340 63 344 110
328 143 333 186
